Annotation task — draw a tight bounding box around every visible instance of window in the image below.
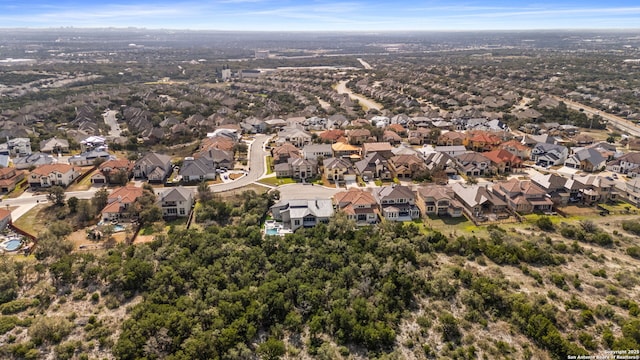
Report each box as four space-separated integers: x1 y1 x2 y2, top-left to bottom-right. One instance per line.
179 208 185 215
167 208 177 214
294 220 300 226
57 173 62 178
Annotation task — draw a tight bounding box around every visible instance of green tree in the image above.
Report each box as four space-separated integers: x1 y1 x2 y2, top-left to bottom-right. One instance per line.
92 188 109 213
67 197 78 213
46 186 66 206
256 338 285 360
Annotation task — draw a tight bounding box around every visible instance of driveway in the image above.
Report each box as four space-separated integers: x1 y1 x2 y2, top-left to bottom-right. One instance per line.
277 183 342 201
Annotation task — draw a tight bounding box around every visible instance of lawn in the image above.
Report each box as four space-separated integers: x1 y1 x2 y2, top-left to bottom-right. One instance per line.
422 214 487 237
265 156 274 175
12 204 50 235
598 201 639 215
258 177 296 186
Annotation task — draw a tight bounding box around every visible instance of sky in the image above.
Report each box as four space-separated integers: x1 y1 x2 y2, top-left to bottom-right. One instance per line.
1 0 640 31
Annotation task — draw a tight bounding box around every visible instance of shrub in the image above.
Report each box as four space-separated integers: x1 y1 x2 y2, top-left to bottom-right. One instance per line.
28 316 73 345
535 216 554 231
621 221 640 236
627 246 640 259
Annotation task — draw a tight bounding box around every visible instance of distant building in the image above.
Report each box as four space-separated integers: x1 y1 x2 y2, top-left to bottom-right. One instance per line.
221 68 232 80
255 50 269 59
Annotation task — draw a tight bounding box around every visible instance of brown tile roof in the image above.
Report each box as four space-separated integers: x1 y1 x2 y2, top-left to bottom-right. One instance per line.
483 149 523 164
107 186 144 204
31 163 75 176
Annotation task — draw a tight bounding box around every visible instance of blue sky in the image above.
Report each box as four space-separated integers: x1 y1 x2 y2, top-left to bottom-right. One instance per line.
1 0 640 31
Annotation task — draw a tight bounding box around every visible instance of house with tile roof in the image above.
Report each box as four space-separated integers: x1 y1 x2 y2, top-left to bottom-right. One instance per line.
0 208 11 231
455 152 492 177
271 143 301 164
416 185 463 218
101 186 145 221
492 179 553 214
389 154 427 179
91 159 134 185
333 188 380 225
362 142 394 159
323 157 356 183
28 163 78 188
483 149 523 174
465 131 503 152
499 139 531 160
452 183 508 222
0 167 25 193
373 185 420 221
356 152 392 180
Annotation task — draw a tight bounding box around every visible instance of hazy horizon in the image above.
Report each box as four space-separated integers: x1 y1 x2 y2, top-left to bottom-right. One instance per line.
1 0 640 32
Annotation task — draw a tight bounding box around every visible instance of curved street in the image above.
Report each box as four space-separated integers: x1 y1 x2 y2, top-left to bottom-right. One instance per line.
3 134 274 221
335 79 383 112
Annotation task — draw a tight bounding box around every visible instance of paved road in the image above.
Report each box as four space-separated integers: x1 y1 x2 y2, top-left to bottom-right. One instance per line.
102 110 122 138
3 134 273 222
553 96 640 137
357 58 373 70
335 79 383 112
209 134 272 192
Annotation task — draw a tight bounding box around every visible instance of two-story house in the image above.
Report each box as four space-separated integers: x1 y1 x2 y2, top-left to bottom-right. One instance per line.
607 152 640 177
275 157 317 180
389 154 427 179
452 183 508 222
28 163 79 188
101 186 144 221
271 143 301 164
531 143 568 167
416 185 463 218
133 152 172 183
373 185 420 221
492 178 554 214
68 149 113 167
302 144 333 161
323 157 356 183
483 149 522 174
91 159 134 185
455 152 492 177
333 188 380 225
355 152 392 180
270 199 334 231
0 167 25 193
276 127 312 147
362 142 394 159
156 187 194 219
564 148 606 172
179 157 218 182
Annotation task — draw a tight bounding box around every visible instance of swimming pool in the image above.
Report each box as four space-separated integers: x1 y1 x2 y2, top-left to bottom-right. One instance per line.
2 238 22 252
265 227 278 235
113 224 125 232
